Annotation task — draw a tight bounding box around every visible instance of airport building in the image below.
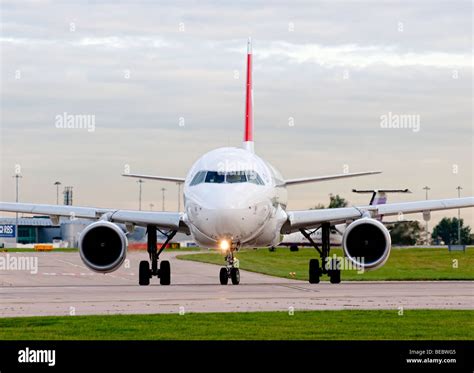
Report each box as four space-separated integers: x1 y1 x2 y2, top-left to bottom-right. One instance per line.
0 216 192 248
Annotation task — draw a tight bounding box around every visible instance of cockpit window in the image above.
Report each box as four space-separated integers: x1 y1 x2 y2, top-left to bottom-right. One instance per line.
190 170 265 186
190 171 207 186
205 171 225 184
246 171 265 185
226 173 247 183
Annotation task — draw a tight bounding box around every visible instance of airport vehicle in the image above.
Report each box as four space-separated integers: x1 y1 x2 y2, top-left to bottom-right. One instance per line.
1 39 473 285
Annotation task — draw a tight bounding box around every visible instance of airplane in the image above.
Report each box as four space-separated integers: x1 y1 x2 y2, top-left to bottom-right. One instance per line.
1 39 473 286
280 189 412 249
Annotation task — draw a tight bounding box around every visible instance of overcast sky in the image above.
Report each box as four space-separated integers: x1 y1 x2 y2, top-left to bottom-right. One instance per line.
1 0 472 229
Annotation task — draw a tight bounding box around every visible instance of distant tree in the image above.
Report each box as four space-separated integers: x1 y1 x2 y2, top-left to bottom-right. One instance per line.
328 194 348 208
389 221 424 245
310 194 348 210
431 217 471 245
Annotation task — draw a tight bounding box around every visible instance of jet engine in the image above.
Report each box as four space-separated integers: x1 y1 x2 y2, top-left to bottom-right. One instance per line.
342 218 391 270
79 221 127 273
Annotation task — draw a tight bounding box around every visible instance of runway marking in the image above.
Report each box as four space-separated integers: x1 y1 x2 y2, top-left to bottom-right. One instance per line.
53 258 134 281
276 284 320 292
105 273 135 281
54 258 88 270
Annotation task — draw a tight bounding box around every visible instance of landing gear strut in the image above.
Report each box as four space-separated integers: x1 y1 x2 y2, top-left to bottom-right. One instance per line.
300 222 341 284
219 246 240 285
139 225 177 286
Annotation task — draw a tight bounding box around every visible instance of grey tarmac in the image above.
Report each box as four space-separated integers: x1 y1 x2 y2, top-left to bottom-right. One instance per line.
0 251 472 317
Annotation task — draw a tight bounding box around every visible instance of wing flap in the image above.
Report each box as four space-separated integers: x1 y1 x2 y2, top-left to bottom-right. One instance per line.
0 202 103 219
285 197 474 233
0 202 183 230
375 198 474 216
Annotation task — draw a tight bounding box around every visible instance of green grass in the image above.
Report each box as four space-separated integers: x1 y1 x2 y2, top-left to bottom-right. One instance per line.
178 247 474 281
0 310 472 340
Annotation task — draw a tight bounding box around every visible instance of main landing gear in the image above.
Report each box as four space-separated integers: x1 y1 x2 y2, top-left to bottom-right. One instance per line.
139 225 177 286
300 222 341 284
219 247 240 285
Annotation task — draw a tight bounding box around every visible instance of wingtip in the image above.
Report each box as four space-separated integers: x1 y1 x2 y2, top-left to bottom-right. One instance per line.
247 37 252 53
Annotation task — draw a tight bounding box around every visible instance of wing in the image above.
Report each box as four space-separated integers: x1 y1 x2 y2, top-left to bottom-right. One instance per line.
122 173 185 183
283 197 474 233
285 170 381 186
0 202 188 232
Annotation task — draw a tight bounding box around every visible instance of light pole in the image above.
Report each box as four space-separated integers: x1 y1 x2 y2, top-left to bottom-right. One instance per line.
13 173 23 245
161 187 166 211
137 179 144 211
456 186 462 244
54 181 61 204
422 186 431 244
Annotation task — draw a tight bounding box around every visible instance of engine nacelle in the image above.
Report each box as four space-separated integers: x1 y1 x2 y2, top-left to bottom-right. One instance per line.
79 221 127 273
342 218 391 270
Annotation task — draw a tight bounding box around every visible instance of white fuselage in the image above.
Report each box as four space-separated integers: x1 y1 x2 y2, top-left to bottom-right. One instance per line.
182 147 288 248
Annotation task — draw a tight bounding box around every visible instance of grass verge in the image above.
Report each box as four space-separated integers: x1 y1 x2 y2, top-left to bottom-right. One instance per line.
178 247 474 281
0 310 472 340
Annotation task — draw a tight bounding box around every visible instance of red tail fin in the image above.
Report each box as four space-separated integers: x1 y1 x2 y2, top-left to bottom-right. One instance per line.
243 37 254 152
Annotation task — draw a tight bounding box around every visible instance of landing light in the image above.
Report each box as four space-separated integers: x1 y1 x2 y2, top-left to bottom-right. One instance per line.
219 240 230 251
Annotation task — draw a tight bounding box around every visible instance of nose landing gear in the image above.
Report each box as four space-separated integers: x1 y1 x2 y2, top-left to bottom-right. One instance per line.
219 267 229 285
219 245 240 285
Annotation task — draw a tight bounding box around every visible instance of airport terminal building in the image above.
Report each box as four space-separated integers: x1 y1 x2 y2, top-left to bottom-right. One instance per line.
0 217 192 248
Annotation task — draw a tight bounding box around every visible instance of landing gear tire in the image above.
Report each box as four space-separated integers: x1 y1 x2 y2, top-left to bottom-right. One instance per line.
329 270 341 284
290 244 299 252
328 258 341 284
230 268 240 285
219 267 229 285
139 260 151 286
309 259 321 284
159 260 171 285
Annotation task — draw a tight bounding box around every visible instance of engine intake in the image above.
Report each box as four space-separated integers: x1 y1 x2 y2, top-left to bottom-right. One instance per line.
342 218 391 270
79 221 127 273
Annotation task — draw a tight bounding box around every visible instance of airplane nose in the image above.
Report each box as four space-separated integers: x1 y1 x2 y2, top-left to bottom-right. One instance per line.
201 193 243 210
189 198 271 242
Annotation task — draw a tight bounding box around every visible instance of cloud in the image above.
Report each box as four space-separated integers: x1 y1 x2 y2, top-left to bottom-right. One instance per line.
244 42 472 68
0 1 472 228
1 35 172 49
75 36 172 49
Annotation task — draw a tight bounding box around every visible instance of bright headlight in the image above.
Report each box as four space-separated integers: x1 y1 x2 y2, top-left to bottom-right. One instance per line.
219 239 230 251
